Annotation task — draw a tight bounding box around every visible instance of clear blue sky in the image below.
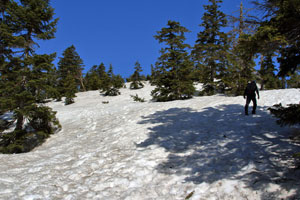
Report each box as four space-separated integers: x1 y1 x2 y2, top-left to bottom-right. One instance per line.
36 0 256 79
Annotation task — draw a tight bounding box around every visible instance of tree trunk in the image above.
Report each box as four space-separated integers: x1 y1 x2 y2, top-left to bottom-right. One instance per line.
281 76 286 89
78 71 86 91
16 112 24 132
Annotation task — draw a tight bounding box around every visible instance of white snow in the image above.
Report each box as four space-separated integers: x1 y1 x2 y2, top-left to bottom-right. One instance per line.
0 82 300 200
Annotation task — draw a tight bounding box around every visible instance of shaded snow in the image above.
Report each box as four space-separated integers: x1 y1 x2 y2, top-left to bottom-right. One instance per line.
0 83 300 200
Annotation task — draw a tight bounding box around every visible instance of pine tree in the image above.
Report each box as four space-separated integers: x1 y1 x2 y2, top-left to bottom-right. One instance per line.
149 64 156 85
258 53 281 90
130 61 144 89
85 62 110 91
224 1 257 95
64 74 77 105
192 0 229 95
287 70 300 88
0 0 61 153
252 0 300 81
56 45 84 102
152 20 195 102
85 65 102 90
101 64 124 96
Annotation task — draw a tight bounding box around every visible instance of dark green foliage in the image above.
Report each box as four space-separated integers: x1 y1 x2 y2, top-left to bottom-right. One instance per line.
226 33 257 96
85 63 110 91
85 65 102 90
258 53 281 90
113 74 125 89
192 0 229 95
199 83 217 96
129 61 144 89
0 0 61 153
268 103 300 127
100 64 124 96
64 74 77 105
253 0 300 76
0 118 12 133
287 70 300 88
56 45 85 102
149 64 156 85
151 20 195 102
0 94 61 154
130 94 145 102
103 88 120 96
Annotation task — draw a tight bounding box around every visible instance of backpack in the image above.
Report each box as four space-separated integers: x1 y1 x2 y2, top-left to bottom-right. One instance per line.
245 82 257 95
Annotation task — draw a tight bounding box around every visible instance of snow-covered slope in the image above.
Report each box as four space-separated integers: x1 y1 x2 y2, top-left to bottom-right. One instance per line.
0 83 299 200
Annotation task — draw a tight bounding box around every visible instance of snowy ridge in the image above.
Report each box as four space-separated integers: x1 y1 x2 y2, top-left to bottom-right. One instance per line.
0 83 299 200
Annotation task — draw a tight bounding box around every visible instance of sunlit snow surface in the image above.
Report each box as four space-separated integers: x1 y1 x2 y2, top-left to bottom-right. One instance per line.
1 83 300 200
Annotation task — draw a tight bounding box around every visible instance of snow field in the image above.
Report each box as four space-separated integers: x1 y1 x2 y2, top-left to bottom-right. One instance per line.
0 83 299 199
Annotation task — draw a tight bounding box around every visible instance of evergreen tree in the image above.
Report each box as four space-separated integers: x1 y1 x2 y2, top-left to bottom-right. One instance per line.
85 65 102 91
287 70 300 88
252 0 300 78
258 53 281 90
152 20 195 102
149 64 156 85
101 64 124 96
85 62 110 91
56 45 85 102
64 74 77 105
224 1 257 95
0 0 61 153
130 61 144 89
192 0 229 95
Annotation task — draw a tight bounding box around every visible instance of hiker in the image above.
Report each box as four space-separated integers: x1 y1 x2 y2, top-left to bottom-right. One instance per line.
244 80 260 115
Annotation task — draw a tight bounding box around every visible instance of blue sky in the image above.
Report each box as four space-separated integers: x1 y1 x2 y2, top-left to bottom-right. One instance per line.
37 0 256 79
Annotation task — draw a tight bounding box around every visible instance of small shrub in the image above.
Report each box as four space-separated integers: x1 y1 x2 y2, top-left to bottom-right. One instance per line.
268 103 300 126
103 87 121 96
131 94 145 102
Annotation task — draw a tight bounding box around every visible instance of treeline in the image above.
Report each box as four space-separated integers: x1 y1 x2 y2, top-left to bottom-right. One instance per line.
1 0 299 153
52 45 150 103
149 0 300 101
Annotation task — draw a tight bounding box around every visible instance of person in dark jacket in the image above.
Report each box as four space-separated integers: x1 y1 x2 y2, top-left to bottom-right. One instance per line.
244 80 260 115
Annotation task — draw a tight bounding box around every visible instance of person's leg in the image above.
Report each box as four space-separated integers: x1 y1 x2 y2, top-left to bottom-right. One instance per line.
245 97 251 115
252 97 257 114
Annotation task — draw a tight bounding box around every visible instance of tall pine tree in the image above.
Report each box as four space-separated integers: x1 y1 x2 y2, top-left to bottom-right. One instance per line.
57 45 85 104
151 20 195 102
130 61 144 89
0 0 60 153
192 0 229 95
224 1 257 95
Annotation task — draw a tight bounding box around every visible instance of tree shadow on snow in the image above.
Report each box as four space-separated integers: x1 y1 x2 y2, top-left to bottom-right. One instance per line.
136 104 300 199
